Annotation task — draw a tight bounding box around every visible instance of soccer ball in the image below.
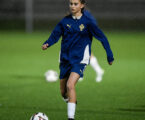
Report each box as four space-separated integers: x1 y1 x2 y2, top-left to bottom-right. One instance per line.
30 112 49 120
44 70 58 82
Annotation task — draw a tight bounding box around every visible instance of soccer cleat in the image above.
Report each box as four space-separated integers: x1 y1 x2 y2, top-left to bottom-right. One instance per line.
63 98 69 103
96 69 104 82
68 118 74 120
62 96 69 103
63 97 78 105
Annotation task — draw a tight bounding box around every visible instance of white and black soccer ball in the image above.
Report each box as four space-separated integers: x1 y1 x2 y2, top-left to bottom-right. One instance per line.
44 70 58 82
30 112 49 120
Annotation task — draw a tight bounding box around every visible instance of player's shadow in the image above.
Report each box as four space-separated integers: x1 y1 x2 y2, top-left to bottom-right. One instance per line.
1 105 66 113
118 108 145 112
138 105 145 108
11 74 44 80
78 108 145 116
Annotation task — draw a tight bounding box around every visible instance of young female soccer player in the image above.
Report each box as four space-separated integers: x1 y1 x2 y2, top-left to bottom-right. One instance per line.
42 0 114 119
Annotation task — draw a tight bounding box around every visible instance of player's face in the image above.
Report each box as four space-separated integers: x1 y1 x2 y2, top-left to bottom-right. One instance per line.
69 0 84 15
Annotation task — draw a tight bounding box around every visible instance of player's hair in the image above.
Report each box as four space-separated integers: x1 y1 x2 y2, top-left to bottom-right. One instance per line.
80 0 86 4
79 0 86 12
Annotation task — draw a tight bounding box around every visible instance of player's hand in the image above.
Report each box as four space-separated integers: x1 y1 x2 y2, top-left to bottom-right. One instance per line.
108 62 113 65
42 43 49 50
107 56 114 65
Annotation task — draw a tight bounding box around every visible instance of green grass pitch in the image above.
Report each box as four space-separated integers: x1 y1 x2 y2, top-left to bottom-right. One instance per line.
0 31 145 120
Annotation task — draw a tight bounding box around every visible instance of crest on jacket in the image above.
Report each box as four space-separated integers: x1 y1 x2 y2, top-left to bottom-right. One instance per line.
79 24 85 31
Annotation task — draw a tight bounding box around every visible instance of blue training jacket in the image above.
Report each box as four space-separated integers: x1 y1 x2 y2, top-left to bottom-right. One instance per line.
43 10 114 65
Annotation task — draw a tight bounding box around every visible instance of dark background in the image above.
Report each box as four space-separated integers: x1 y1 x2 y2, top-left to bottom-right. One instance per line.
0 0 145 31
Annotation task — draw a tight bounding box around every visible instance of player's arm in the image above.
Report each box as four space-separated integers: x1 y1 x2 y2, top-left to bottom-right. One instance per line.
42 22 63 50
88 22 114 65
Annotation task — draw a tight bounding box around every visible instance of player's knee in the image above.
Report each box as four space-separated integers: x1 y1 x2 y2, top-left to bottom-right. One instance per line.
67 83 75 91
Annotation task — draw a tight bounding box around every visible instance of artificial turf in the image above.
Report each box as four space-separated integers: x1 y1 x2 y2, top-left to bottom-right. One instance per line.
0 31 145 120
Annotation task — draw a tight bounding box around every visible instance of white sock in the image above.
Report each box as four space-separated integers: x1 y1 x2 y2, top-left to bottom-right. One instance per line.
90 56 103 74
67 102 76 119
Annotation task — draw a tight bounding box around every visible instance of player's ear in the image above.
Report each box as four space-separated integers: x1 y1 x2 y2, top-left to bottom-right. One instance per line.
81 4 84 9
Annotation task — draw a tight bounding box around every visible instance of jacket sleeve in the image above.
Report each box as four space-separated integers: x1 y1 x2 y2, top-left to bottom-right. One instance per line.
43 22 63 47
88 21 114 63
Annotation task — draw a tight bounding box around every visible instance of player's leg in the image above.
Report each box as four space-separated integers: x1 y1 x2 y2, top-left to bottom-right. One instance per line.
59 62 72 103
90 54 104 82
67 72 80 120
60 77 69 102
67 72 79 103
